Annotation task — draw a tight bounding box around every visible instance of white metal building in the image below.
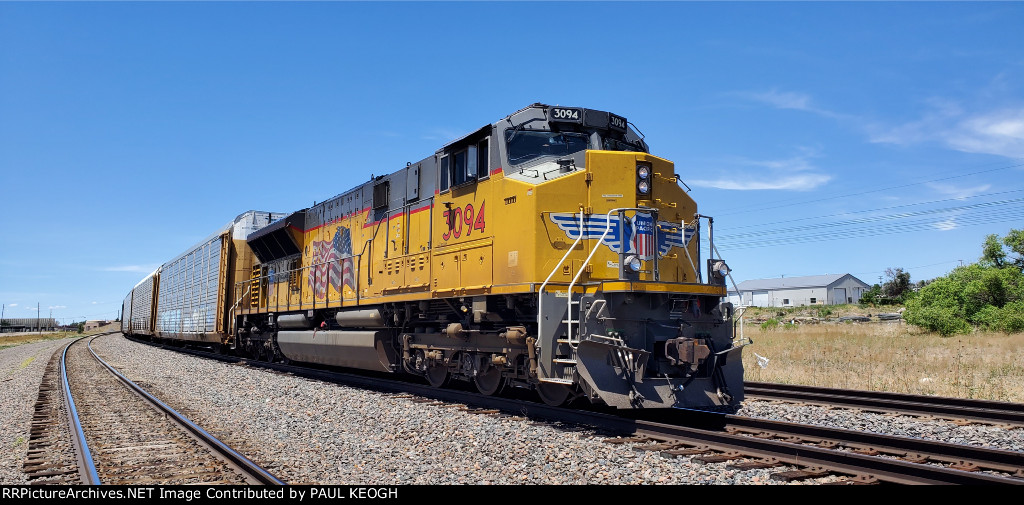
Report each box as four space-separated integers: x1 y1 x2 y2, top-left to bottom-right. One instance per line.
728 274 870 307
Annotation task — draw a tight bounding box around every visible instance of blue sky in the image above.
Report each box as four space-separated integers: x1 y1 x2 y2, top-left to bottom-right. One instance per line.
1 2 1022 324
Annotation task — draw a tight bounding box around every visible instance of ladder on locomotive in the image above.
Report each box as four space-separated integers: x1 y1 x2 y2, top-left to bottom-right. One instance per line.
536 211 584 385
536 211 622 383
537 208 651 384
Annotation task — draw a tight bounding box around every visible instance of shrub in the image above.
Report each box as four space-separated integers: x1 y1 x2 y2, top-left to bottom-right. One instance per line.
760 318 780 331
997 300 1024 333
971 305 1002 331
905 295 973 336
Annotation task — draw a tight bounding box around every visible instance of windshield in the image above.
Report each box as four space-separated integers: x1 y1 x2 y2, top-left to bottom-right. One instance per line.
505 130 590 166
603 137 646 153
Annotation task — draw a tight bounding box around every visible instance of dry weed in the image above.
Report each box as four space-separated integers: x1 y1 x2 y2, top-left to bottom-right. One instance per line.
741 319 1024 402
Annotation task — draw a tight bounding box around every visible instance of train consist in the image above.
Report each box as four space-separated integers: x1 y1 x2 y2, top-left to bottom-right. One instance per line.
123 103 748 411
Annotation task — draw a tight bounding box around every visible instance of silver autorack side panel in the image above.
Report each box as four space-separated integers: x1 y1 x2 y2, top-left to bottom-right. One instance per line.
156 210 285 342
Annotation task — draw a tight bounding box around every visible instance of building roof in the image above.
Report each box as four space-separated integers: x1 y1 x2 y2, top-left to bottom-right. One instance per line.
1 318 58 326
731 274 869 292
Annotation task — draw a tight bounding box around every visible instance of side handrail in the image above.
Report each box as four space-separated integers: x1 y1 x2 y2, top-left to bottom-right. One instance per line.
565 207 652 347
537 210 586 357
227 284 252 337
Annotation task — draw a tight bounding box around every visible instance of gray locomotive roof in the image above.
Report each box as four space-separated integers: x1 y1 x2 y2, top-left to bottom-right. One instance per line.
294 103 647 223
732 274 869 292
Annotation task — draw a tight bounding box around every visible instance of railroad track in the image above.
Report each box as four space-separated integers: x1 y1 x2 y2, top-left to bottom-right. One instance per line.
22 334 284 485
122 334 1024 485
626 410 1024 485
744 381 1024 428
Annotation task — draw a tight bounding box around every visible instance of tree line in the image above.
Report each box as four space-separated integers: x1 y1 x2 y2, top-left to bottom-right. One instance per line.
860 229 1024 336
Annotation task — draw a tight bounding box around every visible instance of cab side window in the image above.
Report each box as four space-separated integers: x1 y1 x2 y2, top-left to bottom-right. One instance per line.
440 154 451 192
440 137 489 192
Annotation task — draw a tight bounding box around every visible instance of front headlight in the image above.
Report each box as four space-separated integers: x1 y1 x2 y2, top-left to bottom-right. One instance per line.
625 255 642 272
637 180 650 194
637 165 650 180
713 260 730 276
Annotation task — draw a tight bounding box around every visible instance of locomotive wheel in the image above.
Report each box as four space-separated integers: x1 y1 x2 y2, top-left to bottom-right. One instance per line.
473 365 507 396
536 383 572 407
424 364 450 388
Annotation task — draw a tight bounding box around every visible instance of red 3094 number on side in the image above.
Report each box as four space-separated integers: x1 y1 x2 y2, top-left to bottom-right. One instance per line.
443 202 486 240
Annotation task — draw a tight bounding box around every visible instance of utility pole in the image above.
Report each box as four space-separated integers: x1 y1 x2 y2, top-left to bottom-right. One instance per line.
1 303 4 334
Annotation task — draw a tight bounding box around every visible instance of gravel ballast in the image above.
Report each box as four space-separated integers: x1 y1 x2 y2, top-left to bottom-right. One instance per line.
0 336 79 484
3 334 1021 485
87 335 814 485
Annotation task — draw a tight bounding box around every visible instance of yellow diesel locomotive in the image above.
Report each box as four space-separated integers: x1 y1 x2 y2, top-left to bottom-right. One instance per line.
122 103 748 411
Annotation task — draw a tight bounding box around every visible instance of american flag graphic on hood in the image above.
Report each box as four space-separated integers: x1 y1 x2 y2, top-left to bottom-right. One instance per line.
308 226 355 299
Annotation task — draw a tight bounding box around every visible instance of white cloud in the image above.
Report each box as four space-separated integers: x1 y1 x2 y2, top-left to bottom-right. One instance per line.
689 150 833 191
735 89 847 119
870 102 1024 159
9 303 17 307
689 173 832 191
943 109 1024 158
746 89 814 111
934 217 959 231
48 305 66 309
926 182 992 200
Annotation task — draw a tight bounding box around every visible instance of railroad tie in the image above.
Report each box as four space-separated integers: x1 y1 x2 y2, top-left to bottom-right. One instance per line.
691 451 744 464
851 447 881 456
949 461 980 472
727 458 783 470
902 453 930 464
770 466 830 482
603 436 649 445
635 441 686 452
825 475 880 485
660 445 713 457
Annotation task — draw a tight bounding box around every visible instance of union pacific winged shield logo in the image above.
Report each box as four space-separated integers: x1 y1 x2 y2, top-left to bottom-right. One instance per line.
549 212 695 260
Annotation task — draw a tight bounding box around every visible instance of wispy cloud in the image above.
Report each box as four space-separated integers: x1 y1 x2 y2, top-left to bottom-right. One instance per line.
742 88 1024 161
9 303 17 307
102 265 159 273
734 89 847 119
869 101 1024 159
743 89 814 111
690 173 832 191
933 216 960 231
689 149 833 191
48 305 66 309
926 182 992 200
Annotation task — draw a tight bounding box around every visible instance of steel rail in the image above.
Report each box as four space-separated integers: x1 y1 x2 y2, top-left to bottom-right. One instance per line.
719 414 1024 475
84 336 285 485
633 416 1022 485
124 334 1024 485
60 338 101 485
745 381 1024 427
